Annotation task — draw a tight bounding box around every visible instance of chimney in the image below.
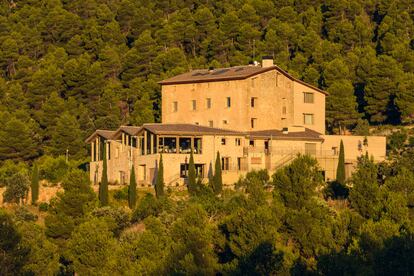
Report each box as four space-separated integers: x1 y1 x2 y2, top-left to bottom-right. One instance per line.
262 56 274 68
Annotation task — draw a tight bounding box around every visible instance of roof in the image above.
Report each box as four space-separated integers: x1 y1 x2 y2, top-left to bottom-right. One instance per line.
247 128 323 141
85 124 323 143
159 65 327 95
141 123 243 136
85 130 116 143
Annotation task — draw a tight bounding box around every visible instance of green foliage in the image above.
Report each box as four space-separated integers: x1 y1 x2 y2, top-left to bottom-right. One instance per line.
212 151 223 194
131 193 171 223
349 155 382 220
45 169 96 239
0 160 28 188
15 207 38 222
0 209 27 276
387 130 407 153
99 145 109 206
128 166 137 208
36 155 81 184
336 140 346 185
3 171 30 205
187 151 197 195
67 218 118 275
272 154 322 209
91 206 131 236
31 163 39 204
155 154 164 198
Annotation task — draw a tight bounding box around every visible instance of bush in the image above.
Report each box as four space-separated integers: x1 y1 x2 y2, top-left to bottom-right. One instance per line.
131 193 163 223
91 206 130 236
38 202 49 212
0 160 28 187
15 207 38 222
323 181 349 199
113 186 129 201
37 155 81 184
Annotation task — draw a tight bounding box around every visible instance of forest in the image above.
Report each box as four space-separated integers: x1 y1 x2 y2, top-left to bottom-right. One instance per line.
1 0 414 275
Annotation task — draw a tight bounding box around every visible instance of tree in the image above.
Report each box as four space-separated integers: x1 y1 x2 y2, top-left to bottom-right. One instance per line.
129 165 137 209
155 154 164 198
0 210 27 275
349 155 381 220
0 114 39 162
67 218 118 275
187 150 197 195
272 155 322 209
45 169 96 239
3 171 30 205
129 92 154 126
326 80 360 133
99 144 109 206
212 151 222 194
47 111 85 160
31 163 39 204
336 140 346 185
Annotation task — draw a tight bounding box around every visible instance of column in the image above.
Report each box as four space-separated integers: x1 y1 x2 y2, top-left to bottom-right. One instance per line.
95 137 99 161
143 131 147 155
150 133 154 155
91 142 95 162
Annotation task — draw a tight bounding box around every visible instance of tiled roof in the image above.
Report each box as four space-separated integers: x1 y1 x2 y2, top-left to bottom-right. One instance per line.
142 123 243 136
85 130 116 143
247 128 323 141
119 126 141 136
159 65 327 95
85 124 323 142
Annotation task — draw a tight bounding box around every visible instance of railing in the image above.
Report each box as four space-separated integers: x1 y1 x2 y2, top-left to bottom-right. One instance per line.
243 146 339 158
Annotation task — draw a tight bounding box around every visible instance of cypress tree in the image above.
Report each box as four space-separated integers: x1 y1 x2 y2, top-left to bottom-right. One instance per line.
188 150 197 195
99 143 109 206
155 154 164 198
31 162 39 204
128 165 137 209
213 151 223 194
336 140 346 185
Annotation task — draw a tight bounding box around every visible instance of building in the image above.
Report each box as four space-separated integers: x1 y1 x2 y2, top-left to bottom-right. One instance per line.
86 58 386 186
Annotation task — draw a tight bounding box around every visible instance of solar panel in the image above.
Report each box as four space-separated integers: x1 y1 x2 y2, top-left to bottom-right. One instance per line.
212 69 230 75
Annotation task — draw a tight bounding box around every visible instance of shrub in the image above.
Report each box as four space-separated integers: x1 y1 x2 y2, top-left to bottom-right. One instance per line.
91 206 130 236
15 207 38 222
0 160 28 187
323 181 349 199
131 193 163 223
37 155 81 185
38 202 49 212
113 186 129 201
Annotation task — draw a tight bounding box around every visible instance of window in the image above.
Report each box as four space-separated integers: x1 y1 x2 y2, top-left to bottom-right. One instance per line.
282 106 287 115
249 140 255 146
194 122 199 125
251 97 257 107
223 120 228 125
251 118 257 128
304 92 314 103
303 114 314 125
173 101 178 112
221 157 230 171
206 98 211 109
221 138 226 145
235 138 241 146
208 120 213 127
192 100 197 111
226 97 231 108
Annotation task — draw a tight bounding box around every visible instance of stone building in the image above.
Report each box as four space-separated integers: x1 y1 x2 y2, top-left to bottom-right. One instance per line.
86 58 386 186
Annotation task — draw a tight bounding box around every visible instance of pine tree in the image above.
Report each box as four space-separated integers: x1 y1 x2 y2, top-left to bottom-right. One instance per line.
155 154 164 198
188 150 197 195
99 145 109 206
31 162 39 205
47 111 85 160
213 151 223 194
336 140 346 185
128 165 137 209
